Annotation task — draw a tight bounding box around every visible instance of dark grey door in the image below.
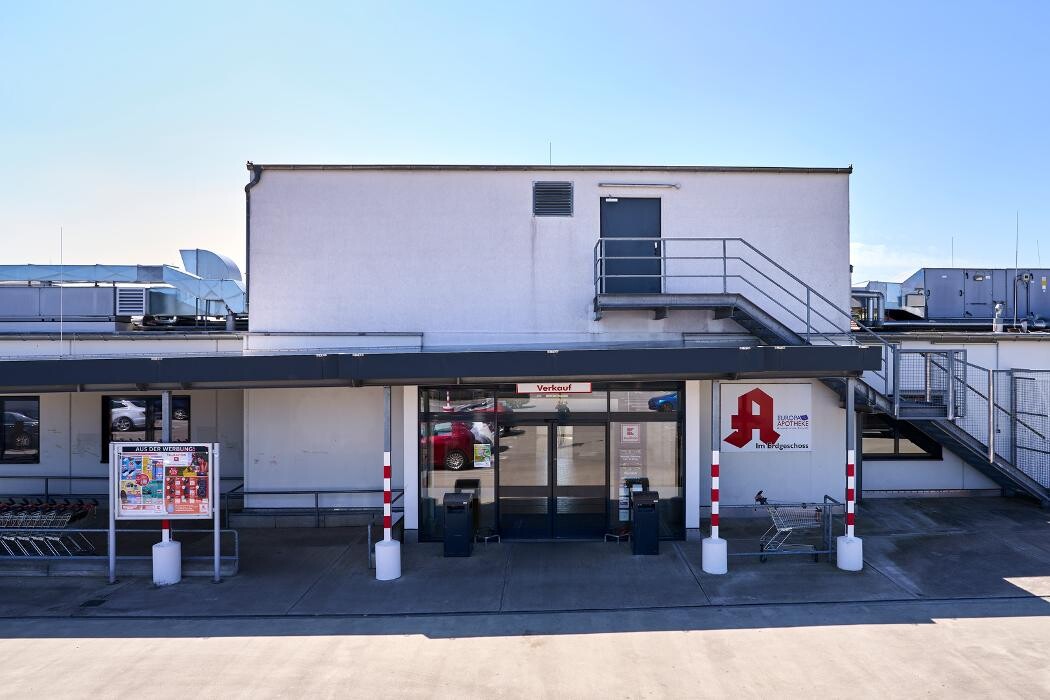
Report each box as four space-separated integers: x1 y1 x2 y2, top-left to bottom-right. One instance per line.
600 198 661 294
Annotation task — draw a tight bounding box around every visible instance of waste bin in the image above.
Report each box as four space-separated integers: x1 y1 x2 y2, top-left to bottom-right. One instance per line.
632 491 659 555
454 478 482 534
443 492 474 557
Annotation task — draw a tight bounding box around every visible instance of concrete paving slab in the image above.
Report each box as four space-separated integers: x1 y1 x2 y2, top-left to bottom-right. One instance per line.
289 541 508 615
863 530 1050 599
78 527 366 617
499 541 709 611
675 540 915 604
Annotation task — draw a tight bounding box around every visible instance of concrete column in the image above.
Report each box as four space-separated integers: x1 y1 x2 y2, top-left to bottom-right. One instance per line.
161 390 172 443
401 385 419 531
684 380 701 530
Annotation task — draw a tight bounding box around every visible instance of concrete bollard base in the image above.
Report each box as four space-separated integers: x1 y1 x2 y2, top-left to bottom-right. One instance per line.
375 538 402 581
152 540 182 586
836 535 864 571
701 536 728 575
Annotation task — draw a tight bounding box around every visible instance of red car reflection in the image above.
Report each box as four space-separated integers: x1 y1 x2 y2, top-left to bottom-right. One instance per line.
425 422 475 471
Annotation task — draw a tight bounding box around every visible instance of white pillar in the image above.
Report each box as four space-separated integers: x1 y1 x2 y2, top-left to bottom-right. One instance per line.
685 380 701 530
702 380 727 575
401 385 419 531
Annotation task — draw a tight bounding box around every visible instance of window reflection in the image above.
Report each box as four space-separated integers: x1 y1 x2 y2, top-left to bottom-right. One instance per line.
2 398 40 463
419 417 496 539
103 396 191 457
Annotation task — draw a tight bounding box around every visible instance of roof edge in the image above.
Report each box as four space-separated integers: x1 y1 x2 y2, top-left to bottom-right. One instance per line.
245 163 853 175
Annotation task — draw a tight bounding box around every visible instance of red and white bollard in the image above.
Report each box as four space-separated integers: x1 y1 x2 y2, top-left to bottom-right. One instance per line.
702 450 728 574
152 518 182 586
375 449 401 580
836 448 863 571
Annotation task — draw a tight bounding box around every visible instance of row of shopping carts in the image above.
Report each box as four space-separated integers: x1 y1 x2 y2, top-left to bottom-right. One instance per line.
0 498 97 556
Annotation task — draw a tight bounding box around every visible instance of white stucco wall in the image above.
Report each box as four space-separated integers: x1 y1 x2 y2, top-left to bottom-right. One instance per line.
862 451 999 494
700 379 849 509
243 386 401 508
248 168 851 346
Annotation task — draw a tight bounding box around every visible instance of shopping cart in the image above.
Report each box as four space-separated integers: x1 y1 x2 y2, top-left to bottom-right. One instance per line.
755 491 824 562
0 498 97 557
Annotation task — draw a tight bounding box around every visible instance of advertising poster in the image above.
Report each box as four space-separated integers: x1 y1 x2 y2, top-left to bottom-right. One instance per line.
114 443 213 519
720 383 812 452
473 443 493 469
617 423 646 521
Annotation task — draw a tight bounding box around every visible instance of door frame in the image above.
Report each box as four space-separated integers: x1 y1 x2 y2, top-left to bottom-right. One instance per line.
496 417 610 539
599 196 663 295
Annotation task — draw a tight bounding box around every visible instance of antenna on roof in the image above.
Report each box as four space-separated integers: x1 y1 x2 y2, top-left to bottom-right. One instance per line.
59 226 64 355
548 141 552 166
951 236 954 267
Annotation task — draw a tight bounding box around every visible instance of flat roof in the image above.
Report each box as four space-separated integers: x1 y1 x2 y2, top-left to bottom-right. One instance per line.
247 162 853 175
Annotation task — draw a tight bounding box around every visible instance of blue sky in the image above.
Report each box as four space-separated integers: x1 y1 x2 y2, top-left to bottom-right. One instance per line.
2 1 1047 283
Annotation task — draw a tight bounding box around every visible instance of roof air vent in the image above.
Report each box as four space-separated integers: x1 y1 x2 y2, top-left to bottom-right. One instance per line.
533 181 573 216
116 287 147 316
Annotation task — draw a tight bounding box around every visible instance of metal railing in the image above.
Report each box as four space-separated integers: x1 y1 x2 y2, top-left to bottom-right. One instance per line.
0 475 244 502
222 485 405 529
593 237 895 395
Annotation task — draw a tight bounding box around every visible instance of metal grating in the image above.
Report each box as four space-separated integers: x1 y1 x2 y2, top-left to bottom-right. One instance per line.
532 181 573 216
115 287 146 315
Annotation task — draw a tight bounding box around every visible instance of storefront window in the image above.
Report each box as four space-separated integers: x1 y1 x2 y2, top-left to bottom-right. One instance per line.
610 421 682 537
419 384 684 541
101 396 190 461
2 397 40 464
862 414 941 460
419 417 497 539
610 390 678 413
497 390 608 413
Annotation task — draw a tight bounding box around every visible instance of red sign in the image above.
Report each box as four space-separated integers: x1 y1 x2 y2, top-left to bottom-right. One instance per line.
724 388 781 449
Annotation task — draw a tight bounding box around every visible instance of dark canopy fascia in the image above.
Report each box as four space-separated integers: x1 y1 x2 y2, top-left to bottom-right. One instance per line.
0 344 882 393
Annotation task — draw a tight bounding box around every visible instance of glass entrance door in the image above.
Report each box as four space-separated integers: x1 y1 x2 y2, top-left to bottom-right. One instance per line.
498 423 607 539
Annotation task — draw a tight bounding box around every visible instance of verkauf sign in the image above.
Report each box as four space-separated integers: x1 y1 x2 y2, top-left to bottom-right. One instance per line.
516 382 592 394
720 383 812 452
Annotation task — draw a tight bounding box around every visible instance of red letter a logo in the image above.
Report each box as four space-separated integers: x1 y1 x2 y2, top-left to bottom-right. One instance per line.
724 388 781 448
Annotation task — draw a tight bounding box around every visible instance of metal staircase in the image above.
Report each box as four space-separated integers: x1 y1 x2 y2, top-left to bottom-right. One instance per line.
593 237 1050 506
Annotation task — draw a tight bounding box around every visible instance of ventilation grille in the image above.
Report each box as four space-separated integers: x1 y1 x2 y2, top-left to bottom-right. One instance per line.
116 287 147 316
533 181 573 216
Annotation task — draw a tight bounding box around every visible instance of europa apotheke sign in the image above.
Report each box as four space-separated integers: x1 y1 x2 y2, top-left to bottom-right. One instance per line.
516 382 592 394
720 383 813 452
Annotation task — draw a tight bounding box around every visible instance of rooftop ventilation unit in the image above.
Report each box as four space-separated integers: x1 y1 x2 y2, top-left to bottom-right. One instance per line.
115 287 147 316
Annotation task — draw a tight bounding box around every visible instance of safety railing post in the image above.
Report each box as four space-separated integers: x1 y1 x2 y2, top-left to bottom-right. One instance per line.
721 239 727 293
805 288 811 341
892 347 901 418
987 368 995 462
924 353 932 403
947 351 956 420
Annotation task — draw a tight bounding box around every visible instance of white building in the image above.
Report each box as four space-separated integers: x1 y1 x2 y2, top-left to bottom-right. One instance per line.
0 164 1046 548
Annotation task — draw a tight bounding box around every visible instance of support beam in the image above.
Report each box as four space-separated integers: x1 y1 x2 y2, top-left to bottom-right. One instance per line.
161 390 172 443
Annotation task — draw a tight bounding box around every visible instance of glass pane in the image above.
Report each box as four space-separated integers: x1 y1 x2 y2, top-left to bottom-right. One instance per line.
610 390 678 413
424 388 493 414
498 391 607 414
2 398 40 462
418 417 496 540
554 425 606 538
556 426 605 486
109 398 149 443
172 397 191 441
498 425 550 539
609 421 682 537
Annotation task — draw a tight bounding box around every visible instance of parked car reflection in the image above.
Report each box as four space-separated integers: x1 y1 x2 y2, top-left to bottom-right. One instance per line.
647 392 678 412
423 421 495 471
3 411 38 450
110 399 147 431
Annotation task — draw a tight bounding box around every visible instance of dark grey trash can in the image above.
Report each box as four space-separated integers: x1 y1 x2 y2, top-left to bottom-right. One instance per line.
632 491 659 555
443 492 474 557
